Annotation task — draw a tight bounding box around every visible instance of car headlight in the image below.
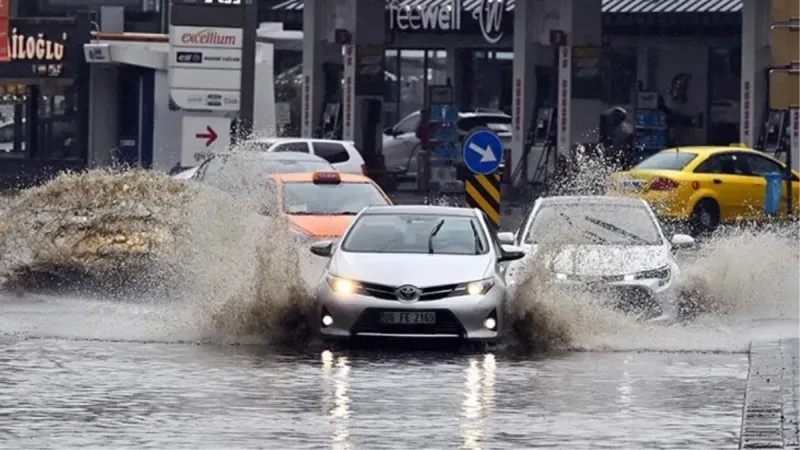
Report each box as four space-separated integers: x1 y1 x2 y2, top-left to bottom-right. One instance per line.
456 278 495 296
327 275 363 296
628 266 671 281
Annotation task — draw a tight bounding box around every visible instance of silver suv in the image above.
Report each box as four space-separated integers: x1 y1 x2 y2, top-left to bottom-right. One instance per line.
382 110 511 180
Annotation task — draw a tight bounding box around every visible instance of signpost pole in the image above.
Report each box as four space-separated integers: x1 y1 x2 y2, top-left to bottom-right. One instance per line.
788 106 798 216
237 0 258 141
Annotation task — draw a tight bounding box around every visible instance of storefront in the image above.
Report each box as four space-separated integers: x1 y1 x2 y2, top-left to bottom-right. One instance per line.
267 0 743 146
0 16 92 189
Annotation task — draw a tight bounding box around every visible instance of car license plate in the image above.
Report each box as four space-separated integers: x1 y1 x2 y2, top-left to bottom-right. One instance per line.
380 311 436 325
619 178 646 192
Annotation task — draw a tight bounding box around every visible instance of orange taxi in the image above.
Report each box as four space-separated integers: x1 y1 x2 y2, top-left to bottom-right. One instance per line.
270 170 392 241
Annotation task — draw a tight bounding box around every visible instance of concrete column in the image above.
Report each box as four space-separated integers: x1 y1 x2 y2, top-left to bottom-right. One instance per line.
567 0 603 147
301 0 328 137
740 0 771 146
345 0 385 171
510 0 538 183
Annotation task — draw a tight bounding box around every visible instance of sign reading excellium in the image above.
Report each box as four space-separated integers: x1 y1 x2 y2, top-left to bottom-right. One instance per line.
168 0 244 111
386 0 507 44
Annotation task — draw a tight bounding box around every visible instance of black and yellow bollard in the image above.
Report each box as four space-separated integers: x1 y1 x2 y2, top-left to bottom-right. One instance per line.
465 171 502 230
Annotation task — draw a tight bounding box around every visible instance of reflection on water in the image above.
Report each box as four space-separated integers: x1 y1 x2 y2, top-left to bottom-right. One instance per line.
321 350 351 450
461 353 496 450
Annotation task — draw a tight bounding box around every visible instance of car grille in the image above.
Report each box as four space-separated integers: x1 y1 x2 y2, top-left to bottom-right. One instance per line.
361 281 459 301
351 308 464 336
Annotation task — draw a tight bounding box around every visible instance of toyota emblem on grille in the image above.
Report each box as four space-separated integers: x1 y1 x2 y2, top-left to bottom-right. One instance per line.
396 285 421 302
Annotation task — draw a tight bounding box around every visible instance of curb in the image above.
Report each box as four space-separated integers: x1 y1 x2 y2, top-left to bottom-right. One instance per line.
740 338 800 449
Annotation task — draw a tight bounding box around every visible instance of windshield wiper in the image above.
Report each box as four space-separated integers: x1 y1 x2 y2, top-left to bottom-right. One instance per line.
583 216 649 244
428 219 445 254
468 220 483 254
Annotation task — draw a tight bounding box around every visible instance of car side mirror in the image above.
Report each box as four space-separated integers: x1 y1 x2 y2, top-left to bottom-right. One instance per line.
497 231 515 245
383 127 396 137
670 234 695 249
499 244 525 262
310 240 334 257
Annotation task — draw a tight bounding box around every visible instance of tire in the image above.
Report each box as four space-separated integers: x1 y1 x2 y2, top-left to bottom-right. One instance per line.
690 199 720 236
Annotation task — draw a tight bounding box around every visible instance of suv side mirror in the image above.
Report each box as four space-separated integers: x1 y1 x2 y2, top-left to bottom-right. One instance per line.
310 240 334 257
670 234 695 249
499 244 525 262
383 127 395 136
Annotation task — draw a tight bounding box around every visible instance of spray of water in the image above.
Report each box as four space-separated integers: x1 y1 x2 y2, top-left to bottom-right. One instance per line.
0 145 796 352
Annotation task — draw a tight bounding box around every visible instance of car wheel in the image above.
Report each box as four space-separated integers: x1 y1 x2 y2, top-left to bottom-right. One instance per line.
690 199 719 236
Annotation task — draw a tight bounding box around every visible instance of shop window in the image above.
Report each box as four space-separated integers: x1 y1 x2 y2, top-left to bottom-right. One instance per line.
398 50 426 118
384 49 400 127
0 84 27 158
38 84 80 161
602 46 637 106
469 51 512 114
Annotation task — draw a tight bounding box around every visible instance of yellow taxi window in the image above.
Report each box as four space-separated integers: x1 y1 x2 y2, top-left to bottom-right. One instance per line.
634 152 698 170
282 182 389 215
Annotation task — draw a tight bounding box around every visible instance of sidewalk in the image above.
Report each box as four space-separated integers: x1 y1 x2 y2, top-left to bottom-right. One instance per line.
740 335 800 449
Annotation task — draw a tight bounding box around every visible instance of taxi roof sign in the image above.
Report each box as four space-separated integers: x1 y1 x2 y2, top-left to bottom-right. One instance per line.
312 171 341 184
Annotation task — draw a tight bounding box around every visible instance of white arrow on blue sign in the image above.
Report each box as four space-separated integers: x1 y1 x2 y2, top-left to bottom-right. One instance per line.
462 130 503 175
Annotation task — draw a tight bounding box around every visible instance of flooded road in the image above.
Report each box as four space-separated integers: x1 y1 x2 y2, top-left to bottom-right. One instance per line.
1 293 781 450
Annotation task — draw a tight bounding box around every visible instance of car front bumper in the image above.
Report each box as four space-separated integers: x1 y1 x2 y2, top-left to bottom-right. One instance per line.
315 283 505 342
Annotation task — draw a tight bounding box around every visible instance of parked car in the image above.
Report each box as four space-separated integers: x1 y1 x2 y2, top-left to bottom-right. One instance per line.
241 137 367 175
382 110 512 180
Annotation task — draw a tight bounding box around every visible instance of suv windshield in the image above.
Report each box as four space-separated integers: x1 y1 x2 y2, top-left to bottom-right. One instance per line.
342 213 489 255
282 182 389 215
525 203 663 246
634 151 698 170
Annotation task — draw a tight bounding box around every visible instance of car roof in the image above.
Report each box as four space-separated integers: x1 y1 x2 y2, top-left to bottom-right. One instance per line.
537 195 647 207
656 145 759 155
212 150 329 162
362 205 477 217
246 137 356 145
268 171 374 183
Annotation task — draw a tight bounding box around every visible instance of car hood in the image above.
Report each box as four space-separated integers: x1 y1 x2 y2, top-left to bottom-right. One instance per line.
330 252 493 287
517 243 670 276
288 215 354 238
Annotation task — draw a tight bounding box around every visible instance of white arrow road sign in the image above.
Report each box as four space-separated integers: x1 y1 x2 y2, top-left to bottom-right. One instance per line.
468 142 498 163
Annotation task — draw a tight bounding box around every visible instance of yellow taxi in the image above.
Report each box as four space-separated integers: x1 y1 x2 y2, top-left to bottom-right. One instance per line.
269 170 392 241
609 146 799 234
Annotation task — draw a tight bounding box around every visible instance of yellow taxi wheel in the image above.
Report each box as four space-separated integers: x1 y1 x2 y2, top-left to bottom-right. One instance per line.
690 199 720 236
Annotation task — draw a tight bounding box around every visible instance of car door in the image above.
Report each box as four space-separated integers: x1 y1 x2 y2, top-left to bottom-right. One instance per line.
383 112 421 175
692 152 754 221
739 152 800 218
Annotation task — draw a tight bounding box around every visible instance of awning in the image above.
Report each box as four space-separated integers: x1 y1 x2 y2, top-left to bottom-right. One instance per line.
601 0 742 13
271 0 742 12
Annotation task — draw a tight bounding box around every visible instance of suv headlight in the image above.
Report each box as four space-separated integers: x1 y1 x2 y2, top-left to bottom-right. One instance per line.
454 278 495 296
327 275 364 296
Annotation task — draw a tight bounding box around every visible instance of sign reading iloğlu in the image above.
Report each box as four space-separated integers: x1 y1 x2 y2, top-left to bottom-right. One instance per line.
387 0 508 44
169 0 244 111
0 18 89 79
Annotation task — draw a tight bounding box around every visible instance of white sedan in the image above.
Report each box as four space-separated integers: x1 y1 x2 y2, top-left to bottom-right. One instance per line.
500 195 696 321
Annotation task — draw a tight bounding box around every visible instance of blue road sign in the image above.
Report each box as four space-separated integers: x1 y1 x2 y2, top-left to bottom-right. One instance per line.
463 130 503 175
430 104 458 123
434 142 459 159
435 123 459 143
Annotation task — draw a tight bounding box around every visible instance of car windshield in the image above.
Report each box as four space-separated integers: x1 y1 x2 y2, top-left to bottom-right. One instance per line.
524 203 663 246
634 151 698 170
282 182 389 215
341 213 490 255
195 153 333 184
